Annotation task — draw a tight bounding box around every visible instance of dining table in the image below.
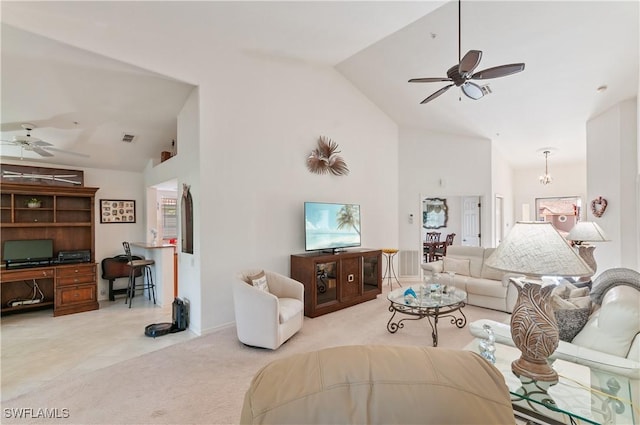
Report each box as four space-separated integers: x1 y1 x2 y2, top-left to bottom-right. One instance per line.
423 241 445 263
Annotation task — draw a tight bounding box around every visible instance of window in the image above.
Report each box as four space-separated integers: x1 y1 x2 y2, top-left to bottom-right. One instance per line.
535 196 581 235
161 197 177 239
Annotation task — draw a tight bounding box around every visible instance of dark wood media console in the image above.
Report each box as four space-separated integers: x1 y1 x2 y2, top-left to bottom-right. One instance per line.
290 249 381 317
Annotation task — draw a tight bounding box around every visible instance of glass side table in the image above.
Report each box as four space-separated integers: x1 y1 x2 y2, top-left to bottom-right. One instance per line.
465 341 637 425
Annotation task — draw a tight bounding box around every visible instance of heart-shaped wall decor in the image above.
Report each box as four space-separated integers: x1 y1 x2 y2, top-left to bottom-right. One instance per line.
590 196 608 218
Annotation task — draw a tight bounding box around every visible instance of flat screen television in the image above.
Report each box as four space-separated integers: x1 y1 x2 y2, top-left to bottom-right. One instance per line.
304 202 361 253
3 239 53 263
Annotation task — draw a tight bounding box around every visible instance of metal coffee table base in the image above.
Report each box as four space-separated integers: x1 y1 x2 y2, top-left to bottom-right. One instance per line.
386 302 467 347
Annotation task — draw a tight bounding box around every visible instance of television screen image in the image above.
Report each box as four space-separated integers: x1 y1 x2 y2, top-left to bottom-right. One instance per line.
305 202 361 252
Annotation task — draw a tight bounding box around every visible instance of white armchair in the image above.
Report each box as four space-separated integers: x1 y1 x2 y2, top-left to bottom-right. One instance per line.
233 270 304 350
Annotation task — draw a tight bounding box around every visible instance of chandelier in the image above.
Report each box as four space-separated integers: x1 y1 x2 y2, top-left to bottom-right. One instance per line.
539 150 553 185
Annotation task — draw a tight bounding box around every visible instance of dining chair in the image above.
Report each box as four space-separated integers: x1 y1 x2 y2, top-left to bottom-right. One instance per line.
433 233 456 261
424 232 442 262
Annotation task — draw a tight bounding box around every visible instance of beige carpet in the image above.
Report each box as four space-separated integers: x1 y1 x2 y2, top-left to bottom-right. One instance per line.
1 290 509 424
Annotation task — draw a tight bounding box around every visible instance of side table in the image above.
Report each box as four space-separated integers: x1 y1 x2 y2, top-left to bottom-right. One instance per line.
464 340 637 425
381 249 401 289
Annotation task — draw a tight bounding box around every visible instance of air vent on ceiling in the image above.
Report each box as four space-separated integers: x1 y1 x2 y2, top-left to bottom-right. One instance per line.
121 133 136 143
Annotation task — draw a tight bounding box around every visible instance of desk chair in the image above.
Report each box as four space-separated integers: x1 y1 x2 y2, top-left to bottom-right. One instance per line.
123 242 156 308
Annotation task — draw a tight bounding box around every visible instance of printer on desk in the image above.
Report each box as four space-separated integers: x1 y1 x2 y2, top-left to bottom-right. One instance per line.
56 250 91 264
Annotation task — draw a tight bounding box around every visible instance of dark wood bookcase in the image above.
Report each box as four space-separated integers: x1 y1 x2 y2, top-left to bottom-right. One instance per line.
291 249 381 318
1 183 99 316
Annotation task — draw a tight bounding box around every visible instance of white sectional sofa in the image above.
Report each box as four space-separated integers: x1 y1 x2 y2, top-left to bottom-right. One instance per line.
421 246 518 313
470 282 640 379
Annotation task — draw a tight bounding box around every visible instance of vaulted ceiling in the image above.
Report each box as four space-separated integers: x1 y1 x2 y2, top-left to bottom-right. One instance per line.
1 1 638 171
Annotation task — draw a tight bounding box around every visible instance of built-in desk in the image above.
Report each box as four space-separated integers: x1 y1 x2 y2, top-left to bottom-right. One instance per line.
130 243 176 307
1 263 98 316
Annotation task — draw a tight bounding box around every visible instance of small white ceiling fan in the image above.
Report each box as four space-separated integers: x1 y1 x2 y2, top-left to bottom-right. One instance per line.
1 123 89 159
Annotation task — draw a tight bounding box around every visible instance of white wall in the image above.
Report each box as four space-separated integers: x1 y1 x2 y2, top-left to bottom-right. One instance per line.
144 88 203 333
1 20 400 333
513 161 587 222
199 51 399 333
491 147 515 245
586 98 638 272
399 127 493 257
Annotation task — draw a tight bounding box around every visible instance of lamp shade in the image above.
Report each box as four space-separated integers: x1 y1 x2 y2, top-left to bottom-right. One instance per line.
566 221 608 242
485 221 593 277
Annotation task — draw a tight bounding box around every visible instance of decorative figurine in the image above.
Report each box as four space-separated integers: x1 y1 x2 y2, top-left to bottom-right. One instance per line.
479 324 496 364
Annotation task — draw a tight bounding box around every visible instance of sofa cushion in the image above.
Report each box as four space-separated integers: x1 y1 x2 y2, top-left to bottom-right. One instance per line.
572 285 640 358
443 257 470 276
248 270 270 293
481 265 505 281
465 278 508 298
480 248 505 281
446 246 485 277
278 297 303 324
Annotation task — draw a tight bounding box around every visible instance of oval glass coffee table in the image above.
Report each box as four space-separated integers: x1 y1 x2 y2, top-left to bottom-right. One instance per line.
386 284 467 347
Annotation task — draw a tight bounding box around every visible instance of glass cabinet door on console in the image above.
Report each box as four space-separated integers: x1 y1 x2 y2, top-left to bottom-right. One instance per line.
315 261 338 307
362 255 379 295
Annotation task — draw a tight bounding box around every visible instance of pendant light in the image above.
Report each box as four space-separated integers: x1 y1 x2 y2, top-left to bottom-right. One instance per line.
539 150 553 185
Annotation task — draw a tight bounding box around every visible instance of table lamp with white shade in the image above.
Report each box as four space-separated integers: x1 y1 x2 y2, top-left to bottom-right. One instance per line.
485 221 593 384
566 221 609 276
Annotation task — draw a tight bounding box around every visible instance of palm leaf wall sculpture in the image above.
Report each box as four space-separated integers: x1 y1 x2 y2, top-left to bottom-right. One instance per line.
306 136 349 176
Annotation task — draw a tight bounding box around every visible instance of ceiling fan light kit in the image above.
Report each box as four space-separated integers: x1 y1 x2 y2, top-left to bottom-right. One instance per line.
1 123 89 160
409 0 525 104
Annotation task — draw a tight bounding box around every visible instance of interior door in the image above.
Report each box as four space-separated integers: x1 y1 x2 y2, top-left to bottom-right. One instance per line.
495 195 504 246
462 196 481 246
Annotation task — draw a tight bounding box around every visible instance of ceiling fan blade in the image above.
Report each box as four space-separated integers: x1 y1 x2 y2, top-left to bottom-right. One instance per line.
31 147 55 157
409 77 452 83
14 135 44 144
31 140 53 147
420 84 454 104
461 82 484 100
471 63 525 80
458 50 482 77
45 147 90 158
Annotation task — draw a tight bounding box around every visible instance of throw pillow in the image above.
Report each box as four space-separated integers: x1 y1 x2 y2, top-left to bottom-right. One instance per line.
443 257 471 276
248 270 270 293
551 294 575 310
554 307 591 342
552 282 573 299
551 284 592 342
569 287 590 298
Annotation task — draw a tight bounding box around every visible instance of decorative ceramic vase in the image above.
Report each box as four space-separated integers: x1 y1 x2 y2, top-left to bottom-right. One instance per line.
509 278 559 383
27 201 41 208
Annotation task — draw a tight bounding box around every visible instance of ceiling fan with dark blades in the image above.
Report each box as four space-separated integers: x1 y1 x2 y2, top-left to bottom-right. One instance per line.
409 0 525 104
1 123 89 159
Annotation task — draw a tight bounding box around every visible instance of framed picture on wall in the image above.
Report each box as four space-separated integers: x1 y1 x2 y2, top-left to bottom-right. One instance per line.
100 199 136 223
